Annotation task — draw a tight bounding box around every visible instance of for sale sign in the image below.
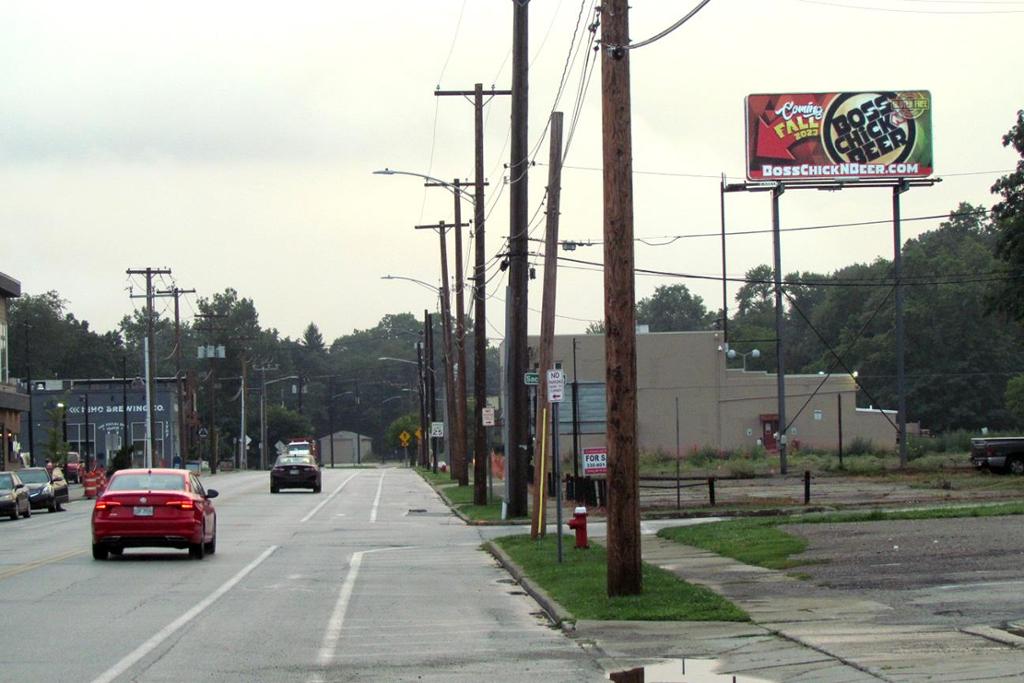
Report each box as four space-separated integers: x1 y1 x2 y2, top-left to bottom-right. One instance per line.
745 91 932 181
582 447 607 477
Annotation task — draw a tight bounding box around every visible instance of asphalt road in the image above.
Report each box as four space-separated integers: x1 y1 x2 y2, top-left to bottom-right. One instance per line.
0 467 606 682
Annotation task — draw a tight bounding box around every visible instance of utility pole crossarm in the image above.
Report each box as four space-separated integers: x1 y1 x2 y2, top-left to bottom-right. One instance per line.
434 89 511 97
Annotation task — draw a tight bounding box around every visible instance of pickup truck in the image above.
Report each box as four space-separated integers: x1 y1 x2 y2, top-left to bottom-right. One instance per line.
970 437 1024 474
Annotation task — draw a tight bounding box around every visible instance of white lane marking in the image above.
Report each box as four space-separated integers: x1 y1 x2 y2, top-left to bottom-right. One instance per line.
314 546 412 672
318 550 365 666
91 545 278 683
300 473 358 523
369 472 385 523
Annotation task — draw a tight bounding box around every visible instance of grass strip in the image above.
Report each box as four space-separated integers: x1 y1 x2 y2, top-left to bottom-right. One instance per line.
659 501 1024 570
415 467 513 522
494 534 748 622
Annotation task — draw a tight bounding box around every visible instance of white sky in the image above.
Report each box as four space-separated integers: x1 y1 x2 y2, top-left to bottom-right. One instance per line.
5 0 1022 343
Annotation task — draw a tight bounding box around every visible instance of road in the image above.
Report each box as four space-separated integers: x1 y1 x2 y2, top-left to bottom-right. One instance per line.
0 467 606 682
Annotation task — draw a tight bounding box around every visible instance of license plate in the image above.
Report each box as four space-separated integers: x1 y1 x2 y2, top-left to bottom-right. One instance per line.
133 506 154 516
290 469 299 475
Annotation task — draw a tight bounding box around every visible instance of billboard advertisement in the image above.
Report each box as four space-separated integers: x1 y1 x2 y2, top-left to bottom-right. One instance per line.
745 91 932 181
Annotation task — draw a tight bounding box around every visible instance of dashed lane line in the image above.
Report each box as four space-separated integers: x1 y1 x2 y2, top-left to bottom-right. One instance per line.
300 473 359 523
90 545 279 683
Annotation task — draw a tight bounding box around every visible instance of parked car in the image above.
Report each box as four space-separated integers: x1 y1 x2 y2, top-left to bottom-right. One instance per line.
270 454 322 493
65 452 82 483
970 437 1024 474
19 467 69 512
0 472 31 520
91 468 218 560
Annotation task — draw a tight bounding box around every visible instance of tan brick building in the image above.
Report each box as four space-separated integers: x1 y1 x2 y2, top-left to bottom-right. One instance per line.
523 331 913 457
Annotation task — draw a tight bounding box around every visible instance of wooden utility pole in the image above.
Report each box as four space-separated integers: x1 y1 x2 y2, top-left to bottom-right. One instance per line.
157 286 196 465
434 84 510 504
127 267 172 466
452 182 468 486
530 112 564 539
416 220 468 478
601 0 642 596
424 180 473 487
425 310 438 472
506 0 531 519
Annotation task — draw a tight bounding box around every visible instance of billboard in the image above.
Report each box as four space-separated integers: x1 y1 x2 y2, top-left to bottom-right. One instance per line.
745 91 932 181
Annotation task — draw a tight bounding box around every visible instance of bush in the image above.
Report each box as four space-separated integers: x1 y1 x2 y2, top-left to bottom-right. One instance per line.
847 437 877 456
686 445 722 467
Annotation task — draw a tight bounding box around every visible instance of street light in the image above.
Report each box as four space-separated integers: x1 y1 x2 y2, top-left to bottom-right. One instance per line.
373 168 476 203
727 348 761 371
381 274 441 296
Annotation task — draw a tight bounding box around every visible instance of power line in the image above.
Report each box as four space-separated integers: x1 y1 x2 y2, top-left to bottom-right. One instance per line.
609 0 713 50
551 206 994 247
795 0 1024 13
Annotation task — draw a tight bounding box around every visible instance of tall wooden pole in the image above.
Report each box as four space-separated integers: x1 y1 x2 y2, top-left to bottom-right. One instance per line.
530 112 564 539
771 185 788 475
505 0 530 518
473 86 493 504
452 182 469 486
601 0 641 596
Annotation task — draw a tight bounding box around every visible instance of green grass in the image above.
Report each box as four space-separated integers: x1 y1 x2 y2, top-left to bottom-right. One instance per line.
658 502 1024 570
659 518 808 570
415 467 517 523
494 534 748 622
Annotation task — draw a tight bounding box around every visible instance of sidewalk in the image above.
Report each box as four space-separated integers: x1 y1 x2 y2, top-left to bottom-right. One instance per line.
553 532 1024 682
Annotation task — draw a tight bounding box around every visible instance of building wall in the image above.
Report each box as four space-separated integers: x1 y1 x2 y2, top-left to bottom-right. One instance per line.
524 331 911 459
318 431 373 465
27 380 180 467
0 276 30 470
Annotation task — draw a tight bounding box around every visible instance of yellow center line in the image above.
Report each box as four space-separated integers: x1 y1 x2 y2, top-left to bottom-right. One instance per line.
0 548 87 582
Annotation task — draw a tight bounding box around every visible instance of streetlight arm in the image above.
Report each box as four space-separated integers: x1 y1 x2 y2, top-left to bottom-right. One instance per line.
373 168 476 203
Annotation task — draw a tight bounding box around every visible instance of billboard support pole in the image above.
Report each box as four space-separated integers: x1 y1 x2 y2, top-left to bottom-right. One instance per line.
893 180 909 467
771 183 788 475
724 177 938 464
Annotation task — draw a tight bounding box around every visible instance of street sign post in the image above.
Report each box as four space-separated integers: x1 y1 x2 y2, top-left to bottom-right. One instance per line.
546 369 565 403
430 422 444 438
481 406 495 427
524 371 539 386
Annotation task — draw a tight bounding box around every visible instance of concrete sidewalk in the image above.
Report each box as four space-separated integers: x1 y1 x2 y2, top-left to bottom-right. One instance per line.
572 533 1024 682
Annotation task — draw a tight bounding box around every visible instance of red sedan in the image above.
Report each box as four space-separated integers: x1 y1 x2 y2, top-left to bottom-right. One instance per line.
91 468 218 561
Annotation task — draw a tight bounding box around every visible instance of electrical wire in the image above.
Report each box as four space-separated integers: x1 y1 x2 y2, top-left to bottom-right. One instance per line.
556 206 994 248
608 0 713 51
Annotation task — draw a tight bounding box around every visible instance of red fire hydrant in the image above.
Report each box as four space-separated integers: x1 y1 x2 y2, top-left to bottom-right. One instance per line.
567 506 589 549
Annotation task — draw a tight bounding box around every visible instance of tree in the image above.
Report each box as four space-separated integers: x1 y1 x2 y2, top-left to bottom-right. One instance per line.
635 284 712 332
43 404 69 466
302 323 326 353
990 110 1024 320
266 405 314 457
1005 375 1024 427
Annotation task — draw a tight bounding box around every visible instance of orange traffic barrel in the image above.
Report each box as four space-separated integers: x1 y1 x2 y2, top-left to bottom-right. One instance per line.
83 470 99 499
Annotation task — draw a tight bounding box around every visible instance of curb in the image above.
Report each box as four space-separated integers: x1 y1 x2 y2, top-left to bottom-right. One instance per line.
483 540 576 633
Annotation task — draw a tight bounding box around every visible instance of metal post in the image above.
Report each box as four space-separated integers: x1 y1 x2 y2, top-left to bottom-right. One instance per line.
720 173 729 344
675 396 681 510
553 400 563 564
771 184 788 475
83 392 90 470
893 181 909 467
837 392 844 469
571 337 580 479
143 338 153 468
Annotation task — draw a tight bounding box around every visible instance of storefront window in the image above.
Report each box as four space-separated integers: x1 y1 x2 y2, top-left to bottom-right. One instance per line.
0 321 7 384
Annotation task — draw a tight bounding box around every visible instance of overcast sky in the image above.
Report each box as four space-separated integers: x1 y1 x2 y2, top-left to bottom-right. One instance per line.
5 0 1023 344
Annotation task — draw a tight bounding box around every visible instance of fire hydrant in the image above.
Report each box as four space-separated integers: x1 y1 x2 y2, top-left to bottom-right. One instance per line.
567 506 589 549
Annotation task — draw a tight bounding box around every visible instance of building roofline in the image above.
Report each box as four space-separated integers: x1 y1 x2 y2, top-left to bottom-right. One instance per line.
0 272 21 299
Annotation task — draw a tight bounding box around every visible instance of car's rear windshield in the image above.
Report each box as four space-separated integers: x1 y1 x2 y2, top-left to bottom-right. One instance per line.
0 473 13 490
107 473 187 492
277 456 314 465
17 469 49 484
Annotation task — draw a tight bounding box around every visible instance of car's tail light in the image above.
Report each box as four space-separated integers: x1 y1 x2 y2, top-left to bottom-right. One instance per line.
165 499 195 510
95 500 122 511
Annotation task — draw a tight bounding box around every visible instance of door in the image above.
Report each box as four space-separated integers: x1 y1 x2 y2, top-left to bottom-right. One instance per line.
760 416 779 450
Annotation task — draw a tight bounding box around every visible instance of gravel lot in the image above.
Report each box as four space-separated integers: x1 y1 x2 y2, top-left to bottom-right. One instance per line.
782 516 1024 627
